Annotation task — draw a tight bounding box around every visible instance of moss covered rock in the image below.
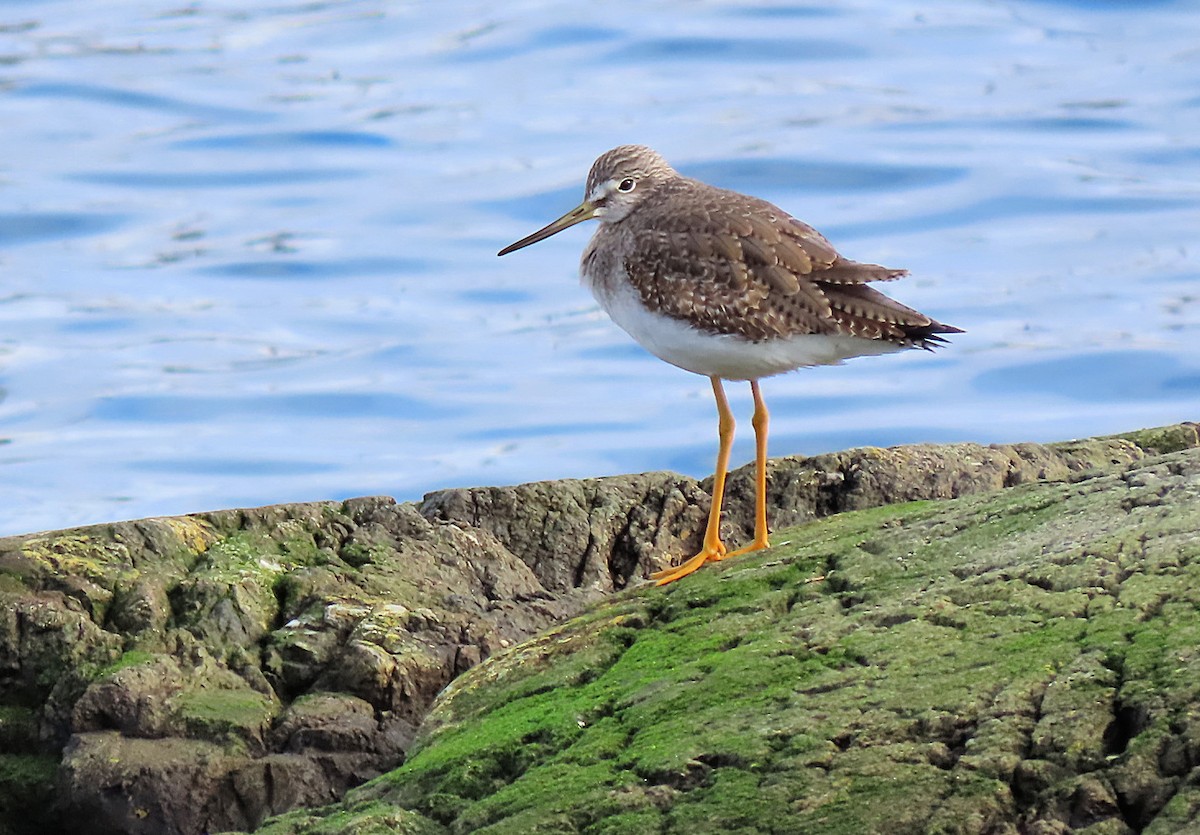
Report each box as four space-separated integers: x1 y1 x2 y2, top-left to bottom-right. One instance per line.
0 499 585 833
0 423 1197 834
260 439 1200 834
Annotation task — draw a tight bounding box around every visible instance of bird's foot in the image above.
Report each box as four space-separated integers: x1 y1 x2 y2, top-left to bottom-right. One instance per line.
650 541 727 586
716 535 770 561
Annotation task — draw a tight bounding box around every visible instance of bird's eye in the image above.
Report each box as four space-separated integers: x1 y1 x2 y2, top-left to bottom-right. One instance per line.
617 178 636 192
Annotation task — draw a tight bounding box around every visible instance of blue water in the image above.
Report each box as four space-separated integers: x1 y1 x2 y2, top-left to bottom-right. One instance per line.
1 1 1197 537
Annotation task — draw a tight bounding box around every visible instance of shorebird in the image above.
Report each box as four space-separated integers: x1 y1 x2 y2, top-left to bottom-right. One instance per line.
499 145 961 585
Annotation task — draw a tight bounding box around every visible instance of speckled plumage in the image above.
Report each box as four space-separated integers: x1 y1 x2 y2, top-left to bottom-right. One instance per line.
577 145 958 350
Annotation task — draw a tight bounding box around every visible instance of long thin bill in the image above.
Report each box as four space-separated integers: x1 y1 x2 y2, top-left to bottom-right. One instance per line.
497 200 597 256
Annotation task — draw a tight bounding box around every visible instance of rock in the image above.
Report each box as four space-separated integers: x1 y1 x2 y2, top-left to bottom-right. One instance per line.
2 593 124 740
71 654 188 738
59 733 242 834
420 425 1200 587
0 497 584 833
269 693 379 754
0 423 1197 834
0 705 57 835
420 472 711 593
260 437 1200 834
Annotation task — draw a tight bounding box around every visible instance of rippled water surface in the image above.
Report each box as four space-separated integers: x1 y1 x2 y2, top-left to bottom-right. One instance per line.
1 1 1198 536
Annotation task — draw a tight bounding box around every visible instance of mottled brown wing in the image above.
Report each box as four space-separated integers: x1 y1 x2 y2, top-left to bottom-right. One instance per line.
623 181 953 344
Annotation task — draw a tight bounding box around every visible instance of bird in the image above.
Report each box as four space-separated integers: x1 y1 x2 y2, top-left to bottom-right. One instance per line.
498 145 961 585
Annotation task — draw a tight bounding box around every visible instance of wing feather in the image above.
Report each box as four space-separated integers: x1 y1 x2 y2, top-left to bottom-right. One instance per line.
614 180 956 345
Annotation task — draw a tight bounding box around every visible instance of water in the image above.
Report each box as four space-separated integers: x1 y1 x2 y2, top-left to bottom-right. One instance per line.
0 0 1197 537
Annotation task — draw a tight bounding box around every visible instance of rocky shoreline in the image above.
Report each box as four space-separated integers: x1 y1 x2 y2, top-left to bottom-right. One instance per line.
1 423 1197 834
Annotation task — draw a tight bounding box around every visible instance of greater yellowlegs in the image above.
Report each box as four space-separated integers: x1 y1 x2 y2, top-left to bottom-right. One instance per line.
499 145 961 584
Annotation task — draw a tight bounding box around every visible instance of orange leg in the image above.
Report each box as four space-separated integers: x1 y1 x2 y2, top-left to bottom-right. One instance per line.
724 379 770 557
651 376 734 585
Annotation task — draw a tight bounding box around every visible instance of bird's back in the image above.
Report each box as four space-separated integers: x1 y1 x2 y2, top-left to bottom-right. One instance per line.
584 175 959 352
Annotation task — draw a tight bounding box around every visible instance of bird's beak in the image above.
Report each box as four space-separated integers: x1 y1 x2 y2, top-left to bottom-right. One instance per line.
498 200 598 256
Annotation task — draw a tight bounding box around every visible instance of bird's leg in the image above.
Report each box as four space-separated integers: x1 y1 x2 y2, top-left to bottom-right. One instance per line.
651 376 733 585
724 379 770 558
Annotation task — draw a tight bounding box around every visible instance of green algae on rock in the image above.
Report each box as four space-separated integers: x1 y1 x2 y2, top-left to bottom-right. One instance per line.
260 443 1200 834
0 498 586 833
0 423 1197 834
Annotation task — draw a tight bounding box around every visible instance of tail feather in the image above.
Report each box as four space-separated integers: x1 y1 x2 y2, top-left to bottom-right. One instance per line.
903 320 964 350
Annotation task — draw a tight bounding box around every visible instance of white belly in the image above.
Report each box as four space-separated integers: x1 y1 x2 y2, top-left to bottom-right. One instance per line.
593 278 901 381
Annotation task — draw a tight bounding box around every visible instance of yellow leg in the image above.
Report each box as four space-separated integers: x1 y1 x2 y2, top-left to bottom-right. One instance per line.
725 379 770 557
651 377 734 585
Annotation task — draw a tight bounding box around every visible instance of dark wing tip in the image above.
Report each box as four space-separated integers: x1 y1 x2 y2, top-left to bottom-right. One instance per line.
905 320 963 350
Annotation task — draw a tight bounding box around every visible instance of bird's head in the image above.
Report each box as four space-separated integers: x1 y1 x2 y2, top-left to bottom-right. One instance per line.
498 145 674 256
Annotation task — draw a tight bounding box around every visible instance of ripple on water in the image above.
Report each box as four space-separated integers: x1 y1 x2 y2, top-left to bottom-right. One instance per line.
92 392 450 423
69 170 363 189
827 194 1196 241
879 109 1142 136
170 131 395 151
1136 146 1200 165
999 116 1139 133
0 213 128 245
972 350 1200 403
608 36 868 63
1022 0 1179 8
463 420 635 441
449 24 623 62
458 288 537 305
130 457 338 476
727 5 843 19
680 158 966 195
197 257 427 280
14 81 268 123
